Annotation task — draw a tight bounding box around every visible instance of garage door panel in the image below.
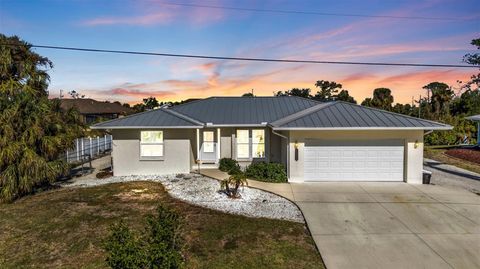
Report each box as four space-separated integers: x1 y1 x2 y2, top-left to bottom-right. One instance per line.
304 140 404 182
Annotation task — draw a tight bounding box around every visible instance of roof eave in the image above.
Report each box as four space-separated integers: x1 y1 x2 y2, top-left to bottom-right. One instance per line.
271 126 453 131
90 126 203 130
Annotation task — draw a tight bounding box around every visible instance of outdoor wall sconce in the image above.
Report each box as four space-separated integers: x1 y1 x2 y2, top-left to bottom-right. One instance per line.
414 140 419 149
294 141 299 161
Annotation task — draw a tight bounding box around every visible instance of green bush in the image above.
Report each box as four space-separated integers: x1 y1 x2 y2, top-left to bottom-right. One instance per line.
103 205 183 269
245 162 287 183
424 115 477 146
219 158 240 174
103 222 146 269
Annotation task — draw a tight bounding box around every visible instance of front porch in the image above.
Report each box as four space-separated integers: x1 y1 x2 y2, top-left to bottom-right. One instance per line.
193 127 286 169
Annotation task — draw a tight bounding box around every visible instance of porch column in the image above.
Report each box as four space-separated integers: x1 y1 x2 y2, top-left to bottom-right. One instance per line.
217 128 221 163
196 129 200 161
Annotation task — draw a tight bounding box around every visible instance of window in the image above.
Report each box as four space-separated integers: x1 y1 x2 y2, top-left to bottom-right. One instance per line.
140 131 163 157
236 129 250 158
252 129 265 158
203 131 214 153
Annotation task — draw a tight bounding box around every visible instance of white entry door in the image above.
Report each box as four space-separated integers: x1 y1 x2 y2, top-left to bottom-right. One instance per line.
304 140 404 181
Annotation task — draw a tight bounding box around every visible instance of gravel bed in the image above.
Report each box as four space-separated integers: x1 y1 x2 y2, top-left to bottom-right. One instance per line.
62 174 304 223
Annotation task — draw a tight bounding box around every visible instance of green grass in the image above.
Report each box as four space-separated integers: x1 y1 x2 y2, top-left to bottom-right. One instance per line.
0 181 324 269
425 147 480 174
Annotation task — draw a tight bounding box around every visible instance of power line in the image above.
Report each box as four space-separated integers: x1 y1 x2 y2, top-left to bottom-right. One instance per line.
1 43 475 68
158 1 460 21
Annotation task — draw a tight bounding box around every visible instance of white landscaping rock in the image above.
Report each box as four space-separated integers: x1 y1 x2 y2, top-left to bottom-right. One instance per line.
62 174 304 223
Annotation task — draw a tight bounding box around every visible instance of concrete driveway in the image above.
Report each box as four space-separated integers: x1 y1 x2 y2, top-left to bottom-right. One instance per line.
291 182 480 269
202 170 480 269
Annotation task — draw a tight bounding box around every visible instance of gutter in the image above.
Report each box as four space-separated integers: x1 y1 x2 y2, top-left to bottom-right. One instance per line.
271 126 453 131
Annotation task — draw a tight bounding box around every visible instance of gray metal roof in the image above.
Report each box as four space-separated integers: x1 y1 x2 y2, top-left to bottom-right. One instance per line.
170 96 319 125
270 101 452 130
91 108 202 129
92 97 451 130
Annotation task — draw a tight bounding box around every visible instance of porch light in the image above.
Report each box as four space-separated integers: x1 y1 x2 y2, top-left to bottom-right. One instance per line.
294 141 299 161
414 140 419 149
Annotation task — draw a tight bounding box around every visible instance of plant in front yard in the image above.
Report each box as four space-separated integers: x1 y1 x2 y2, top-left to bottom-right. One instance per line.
245 162 287 183
220 171 248 198
103 204 184 269
218 158 240 174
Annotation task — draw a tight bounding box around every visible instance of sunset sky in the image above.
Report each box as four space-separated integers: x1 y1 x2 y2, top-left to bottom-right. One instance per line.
1 0 478 104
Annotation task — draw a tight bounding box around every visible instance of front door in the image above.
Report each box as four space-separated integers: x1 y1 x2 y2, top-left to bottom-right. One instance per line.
200 129 217 163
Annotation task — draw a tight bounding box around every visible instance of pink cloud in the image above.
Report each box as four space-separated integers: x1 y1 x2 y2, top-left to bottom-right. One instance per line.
83 11 173 26
81 1 226 26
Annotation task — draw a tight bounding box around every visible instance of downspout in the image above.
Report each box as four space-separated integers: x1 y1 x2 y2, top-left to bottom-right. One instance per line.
271 127 290 180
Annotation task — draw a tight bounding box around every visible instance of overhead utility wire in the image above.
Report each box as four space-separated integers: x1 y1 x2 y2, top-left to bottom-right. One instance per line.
2 43 475 68
158 2 460 21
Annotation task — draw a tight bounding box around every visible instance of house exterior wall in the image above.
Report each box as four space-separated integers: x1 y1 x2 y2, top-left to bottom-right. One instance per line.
111 129 196 176
287 130 424 184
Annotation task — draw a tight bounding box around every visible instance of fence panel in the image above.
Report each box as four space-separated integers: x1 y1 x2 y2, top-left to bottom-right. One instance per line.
64 135 112 163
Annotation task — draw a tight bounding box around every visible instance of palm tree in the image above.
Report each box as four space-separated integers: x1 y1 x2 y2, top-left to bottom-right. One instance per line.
423 82 454 116
0 34 83 202
220 171 248 198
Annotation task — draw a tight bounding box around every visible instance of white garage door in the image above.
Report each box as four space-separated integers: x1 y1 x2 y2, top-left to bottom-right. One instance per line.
304 139 404 181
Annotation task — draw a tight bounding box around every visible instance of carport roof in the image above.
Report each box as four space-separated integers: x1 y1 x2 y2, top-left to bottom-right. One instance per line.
270 101 452 130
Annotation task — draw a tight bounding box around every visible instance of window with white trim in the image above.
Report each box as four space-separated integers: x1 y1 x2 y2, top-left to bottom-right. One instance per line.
252 129 265 158
140 131 164 157
236 129 250 158
203 131 214 153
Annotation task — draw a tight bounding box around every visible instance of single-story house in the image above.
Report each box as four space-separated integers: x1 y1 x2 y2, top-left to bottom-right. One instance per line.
60 98 133 125
92 96 452 184
466 114 480 145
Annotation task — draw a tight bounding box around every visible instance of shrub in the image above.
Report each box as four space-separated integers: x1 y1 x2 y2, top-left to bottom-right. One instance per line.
219 158 240 174
103 222 146 269
103 205 183 269
220 171 248 198
245 162 287 183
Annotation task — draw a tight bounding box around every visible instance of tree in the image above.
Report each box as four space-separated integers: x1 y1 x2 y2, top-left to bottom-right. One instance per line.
242 92 254 97
68 90 85 99
362 88 394 110
336 90 357 104
0 35 83 202
142 96 160 110
423 82 454 116
275 88 311 98
313 80 342 101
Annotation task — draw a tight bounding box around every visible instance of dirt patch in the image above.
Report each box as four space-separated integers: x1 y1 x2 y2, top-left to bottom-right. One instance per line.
114 188 160 201
445 148 480 164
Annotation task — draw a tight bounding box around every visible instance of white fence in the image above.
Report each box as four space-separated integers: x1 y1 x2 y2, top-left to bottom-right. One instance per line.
65 135 113 163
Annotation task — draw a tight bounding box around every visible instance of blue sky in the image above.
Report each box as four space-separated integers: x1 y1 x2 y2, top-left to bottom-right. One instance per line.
1 0 478 104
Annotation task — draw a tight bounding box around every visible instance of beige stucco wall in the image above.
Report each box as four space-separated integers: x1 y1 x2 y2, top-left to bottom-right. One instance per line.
111 129 196 176
287 130 424 184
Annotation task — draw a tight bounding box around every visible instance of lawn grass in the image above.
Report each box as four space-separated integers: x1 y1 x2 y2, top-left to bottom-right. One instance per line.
425 147 480 174
0 181 324 269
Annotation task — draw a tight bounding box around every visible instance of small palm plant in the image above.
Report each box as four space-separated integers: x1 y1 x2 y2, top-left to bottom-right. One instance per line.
220 171 248 198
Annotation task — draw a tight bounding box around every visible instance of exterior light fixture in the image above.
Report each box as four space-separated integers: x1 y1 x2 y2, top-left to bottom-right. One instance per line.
294 141 299 161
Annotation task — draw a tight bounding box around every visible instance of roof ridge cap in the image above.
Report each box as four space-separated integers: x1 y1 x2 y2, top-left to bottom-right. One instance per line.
270 102 336 127
162 107 204 125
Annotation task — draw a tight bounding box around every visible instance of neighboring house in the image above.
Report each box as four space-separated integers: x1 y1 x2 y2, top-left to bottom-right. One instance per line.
466 114 480 145
92 96 451 183
60 98 133 125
